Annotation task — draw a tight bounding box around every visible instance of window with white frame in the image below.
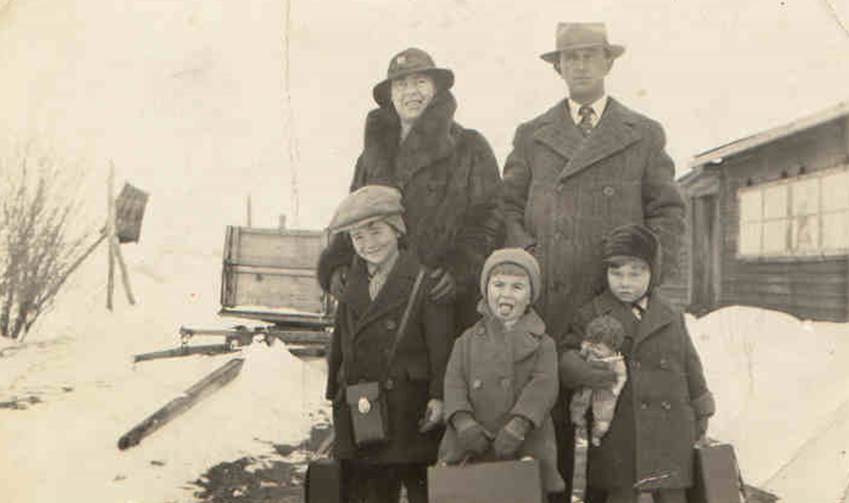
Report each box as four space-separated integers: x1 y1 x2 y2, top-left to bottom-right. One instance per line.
737 165 849 257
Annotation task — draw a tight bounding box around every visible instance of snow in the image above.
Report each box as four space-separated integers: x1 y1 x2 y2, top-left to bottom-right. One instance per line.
686 306 849 502
0 247 330 503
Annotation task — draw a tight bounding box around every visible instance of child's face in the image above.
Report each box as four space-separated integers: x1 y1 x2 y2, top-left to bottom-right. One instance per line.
487 273 531 323
607 257 651 304
349 220 399 267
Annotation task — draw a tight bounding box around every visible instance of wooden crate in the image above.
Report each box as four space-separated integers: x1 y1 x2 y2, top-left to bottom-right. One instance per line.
220 226 333 326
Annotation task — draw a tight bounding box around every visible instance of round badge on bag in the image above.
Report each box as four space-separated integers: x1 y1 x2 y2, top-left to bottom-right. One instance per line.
358 396 372 414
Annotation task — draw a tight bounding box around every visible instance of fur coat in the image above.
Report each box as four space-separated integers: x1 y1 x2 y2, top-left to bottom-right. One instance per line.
317 91 502 332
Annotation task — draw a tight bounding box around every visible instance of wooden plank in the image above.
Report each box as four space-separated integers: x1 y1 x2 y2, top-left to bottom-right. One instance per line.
118 358 244 450
107 165 116 311
228 270 325 313
133 344 236 363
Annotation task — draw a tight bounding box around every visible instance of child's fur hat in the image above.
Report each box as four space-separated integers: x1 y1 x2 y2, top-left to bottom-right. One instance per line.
602 223 662 289
585 315 626 351
480 248 541 303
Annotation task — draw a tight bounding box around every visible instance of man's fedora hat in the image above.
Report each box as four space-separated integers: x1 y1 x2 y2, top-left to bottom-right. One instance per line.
540 22 626 64
373 48 454 107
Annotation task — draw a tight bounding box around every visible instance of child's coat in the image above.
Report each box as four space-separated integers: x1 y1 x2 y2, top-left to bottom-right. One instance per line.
562 290 714 491
439 304 565 493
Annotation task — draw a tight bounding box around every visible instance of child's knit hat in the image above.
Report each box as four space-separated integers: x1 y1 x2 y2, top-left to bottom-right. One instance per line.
480 248 542 303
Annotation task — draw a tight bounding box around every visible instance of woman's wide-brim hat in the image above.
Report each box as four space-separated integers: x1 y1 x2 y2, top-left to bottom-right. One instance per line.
373 48 454 107
540 22 626 64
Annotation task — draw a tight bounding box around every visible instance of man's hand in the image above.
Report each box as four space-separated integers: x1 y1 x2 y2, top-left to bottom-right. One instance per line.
419 399 444 433
428 268 457 304
329 266 348 299
560 350 617 390
493 416 532 459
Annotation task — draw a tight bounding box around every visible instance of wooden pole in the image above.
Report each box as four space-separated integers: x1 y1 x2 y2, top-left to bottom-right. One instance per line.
118 358 245 450
112 239 136 305
107 164 116 311
246 193 253 227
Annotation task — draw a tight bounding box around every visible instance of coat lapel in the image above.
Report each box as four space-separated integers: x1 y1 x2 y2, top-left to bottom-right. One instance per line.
632 295 675 349
556 98 642 183
533 100 584 163
341 252 420 338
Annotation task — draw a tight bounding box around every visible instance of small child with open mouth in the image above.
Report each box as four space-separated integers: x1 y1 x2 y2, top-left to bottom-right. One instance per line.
439 248 565 501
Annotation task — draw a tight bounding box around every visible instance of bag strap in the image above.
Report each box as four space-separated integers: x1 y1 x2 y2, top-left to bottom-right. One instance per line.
382 267 427 382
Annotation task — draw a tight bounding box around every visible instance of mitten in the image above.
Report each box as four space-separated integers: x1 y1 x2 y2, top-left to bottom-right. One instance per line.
494 416 532 459
454 413 492 456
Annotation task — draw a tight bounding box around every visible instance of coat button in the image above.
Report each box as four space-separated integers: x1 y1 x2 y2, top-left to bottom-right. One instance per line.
631 360 641 370
640 402 649 410
385 378 394 390
385 319 397 331
501 377 512 389
603 186 615 196
556 185 564 193
661 401 672 410
472 379 483 389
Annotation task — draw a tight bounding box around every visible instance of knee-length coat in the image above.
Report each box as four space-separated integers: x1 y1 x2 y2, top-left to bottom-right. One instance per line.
500 97 685 342
439 307 565 493
318 91 502 332
562 290 715 491
326 251 454 463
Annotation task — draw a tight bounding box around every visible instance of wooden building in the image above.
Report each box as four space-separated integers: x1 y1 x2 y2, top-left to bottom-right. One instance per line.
668 102 849 321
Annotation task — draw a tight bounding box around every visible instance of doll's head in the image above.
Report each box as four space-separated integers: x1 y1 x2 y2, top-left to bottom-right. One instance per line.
582 315 626 358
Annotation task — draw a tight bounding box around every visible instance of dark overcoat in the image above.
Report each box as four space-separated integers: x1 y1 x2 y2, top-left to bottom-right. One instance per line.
326 251 454 464
564 290 713 491
318 91 502 332
500 97 685 341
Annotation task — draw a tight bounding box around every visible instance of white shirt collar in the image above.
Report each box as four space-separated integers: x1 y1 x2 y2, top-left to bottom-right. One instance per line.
567 94 608 128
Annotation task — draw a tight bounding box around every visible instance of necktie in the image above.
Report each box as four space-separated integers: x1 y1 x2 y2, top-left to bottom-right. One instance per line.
577 105 595 137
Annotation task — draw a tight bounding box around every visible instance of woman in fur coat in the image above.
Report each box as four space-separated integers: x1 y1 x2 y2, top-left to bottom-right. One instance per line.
317 47 502 333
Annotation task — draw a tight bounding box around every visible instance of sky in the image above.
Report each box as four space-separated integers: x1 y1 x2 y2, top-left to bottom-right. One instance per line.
1 0 848 251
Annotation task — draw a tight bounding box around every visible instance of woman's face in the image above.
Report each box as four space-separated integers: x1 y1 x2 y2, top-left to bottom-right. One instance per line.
391 73 436 124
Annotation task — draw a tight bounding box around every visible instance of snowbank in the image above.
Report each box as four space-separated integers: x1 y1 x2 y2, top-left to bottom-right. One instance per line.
0 247 329 503
687 306 849 502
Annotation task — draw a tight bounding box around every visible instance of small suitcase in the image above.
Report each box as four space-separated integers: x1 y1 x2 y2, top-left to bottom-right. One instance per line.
304 458 344 503
687 443 745 503
428 458 546 503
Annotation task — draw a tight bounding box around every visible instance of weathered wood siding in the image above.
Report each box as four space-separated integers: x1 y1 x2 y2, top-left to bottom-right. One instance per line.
716 119 849 321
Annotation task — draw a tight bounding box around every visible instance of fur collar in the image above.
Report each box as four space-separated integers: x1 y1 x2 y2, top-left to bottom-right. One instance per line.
361 91 458 188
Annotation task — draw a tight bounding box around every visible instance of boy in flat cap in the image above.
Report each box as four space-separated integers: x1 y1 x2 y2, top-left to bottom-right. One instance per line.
324 185 454 503
560 224 714 503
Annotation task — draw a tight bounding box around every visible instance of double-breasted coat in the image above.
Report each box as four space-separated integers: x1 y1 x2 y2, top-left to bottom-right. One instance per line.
563 290 714 491
439 306 565 493
318 91 502 332
326 251 454 464
501 98 685 341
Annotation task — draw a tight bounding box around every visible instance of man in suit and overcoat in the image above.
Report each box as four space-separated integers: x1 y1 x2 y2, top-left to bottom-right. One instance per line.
500 22 686 499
